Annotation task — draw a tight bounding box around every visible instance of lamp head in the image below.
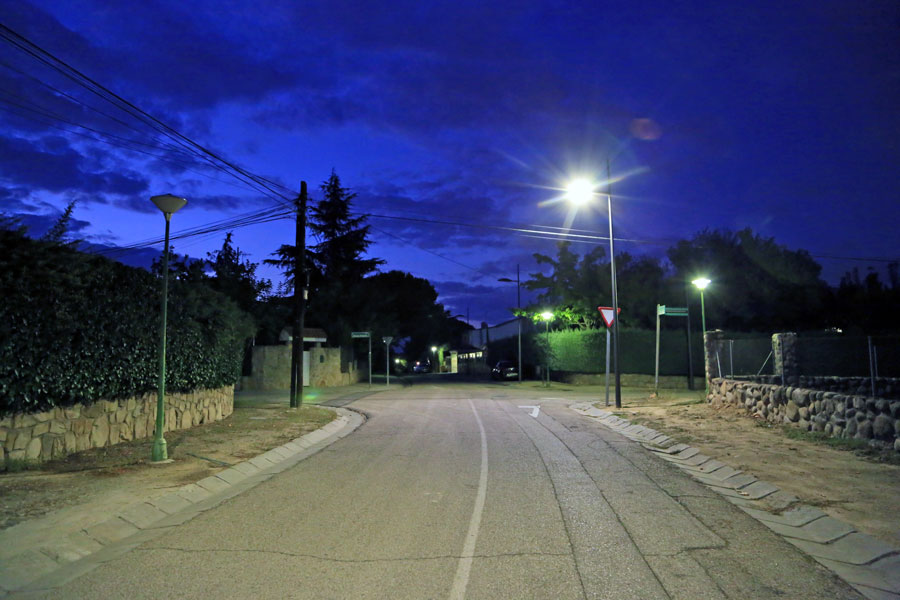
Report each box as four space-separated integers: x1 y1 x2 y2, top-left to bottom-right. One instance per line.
151 194 187 215
565 178 595 206
692 277 711 290
540 311 554 321
431 346 437 352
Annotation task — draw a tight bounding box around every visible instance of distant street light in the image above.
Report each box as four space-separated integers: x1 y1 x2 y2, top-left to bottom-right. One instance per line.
565 163 621 407
498 264 522 383
692 277 711 396
431 346 438 373
150 193 187 463
540 311 554 386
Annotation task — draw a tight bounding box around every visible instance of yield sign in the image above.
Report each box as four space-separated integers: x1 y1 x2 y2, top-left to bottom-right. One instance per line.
598 306 621 328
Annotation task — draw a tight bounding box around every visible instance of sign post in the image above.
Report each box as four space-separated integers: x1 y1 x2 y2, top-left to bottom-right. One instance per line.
382 336 393 387
598 307 621 407
352 332 372 388
654 305 689 395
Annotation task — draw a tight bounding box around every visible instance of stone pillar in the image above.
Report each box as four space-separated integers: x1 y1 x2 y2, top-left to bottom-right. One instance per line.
772 332 798 385
704 330 725 388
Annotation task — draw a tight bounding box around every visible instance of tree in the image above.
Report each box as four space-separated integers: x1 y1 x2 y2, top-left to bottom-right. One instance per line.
41 201 79 246
667 228 830 331
207 232 272 315
266 171 383 356
524 242 609 329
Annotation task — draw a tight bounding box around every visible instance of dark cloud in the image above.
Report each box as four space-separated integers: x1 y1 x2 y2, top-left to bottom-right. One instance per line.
0 135 149 197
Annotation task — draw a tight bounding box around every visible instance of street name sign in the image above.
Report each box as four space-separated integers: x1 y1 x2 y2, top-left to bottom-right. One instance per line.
351 331 370 338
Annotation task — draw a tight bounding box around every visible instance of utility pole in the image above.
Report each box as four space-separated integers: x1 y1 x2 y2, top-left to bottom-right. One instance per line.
290 181 308 408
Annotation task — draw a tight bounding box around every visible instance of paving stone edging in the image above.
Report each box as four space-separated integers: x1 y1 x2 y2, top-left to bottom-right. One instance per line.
0 406 365 597
570 402 900 600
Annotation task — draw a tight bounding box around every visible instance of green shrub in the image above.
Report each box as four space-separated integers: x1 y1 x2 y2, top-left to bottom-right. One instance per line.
0 229 254 416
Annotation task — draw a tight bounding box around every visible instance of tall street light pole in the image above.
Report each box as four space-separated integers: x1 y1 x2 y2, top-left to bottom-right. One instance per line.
606 160 622 409
565 161 621 408
150 193 187 463
692 277 711 396
498 263 522 383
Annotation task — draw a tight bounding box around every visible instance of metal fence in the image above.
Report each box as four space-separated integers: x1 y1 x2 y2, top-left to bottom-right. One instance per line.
711 336 774 378
796 334 899 379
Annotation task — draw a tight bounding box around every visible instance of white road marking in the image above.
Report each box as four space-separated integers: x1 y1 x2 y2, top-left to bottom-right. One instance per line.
449 399 489 600
518 405 541 418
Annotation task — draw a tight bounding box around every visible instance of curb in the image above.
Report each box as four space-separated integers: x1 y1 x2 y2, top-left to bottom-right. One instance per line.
570 402 900 600
0 406 365 597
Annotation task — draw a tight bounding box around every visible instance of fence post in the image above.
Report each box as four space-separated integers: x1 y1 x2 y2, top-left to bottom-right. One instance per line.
772 332 798 386
703 330 724 399
868 336 877 398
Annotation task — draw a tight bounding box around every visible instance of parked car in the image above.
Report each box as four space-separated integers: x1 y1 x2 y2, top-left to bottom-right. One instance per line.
412 361 431 373
491 360 518 380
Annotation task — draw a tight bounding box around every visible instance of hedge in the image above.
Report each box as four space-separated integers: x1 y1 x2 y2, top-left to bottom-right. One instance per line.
0 229 254 416
488 327 707 376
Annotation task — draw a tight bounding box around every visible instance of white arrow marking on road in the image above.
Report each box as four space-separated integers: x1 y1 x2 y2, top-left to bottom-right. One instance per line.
518 405 540 418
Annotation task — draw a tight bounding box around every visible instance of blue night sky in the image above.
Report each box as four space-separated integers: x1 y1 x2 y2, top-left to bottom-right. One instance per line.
2 1 898 326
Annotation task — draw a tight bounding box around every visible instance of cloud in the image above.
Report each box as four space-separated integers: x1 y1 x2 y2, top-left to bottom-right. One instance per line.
0 135 149 197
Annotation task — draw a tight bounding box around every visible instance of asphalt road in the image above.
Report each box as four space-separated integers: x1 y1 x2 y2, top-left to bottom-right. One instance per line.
23 381 860 599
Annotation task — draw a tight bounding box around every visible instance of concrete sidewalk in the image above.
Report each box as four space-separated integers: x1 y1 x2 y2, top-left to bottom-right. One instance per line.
571 403 900 600
0 388 372 597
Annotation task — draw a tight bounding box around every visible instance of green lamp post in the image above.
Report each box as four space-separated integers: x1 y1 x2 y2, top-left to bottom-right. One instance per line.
692 277 711 396
151 193 187 463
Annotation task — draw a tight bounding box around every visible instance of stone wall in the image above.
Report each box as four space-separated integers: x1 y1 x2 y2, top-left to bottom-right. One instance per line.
0 386 233 470
239 345 360 391
734 375 900 400
708 378 900 451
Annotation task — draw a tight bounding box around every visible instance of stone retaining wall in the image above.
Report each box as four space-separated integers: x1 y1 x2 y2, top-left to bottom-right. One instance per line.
0 386 233 470
733 375 900 401
709 378 900 451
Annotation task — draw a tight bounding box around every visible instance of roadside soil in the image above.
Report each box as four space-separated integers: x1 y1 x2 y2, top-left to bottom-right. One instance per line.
606 388 900 548
0 395 336 532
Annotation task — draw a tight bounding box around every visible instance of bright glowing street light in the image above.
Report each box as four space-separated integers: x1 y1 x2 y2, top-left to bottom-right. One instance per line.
565 178 595 206
150 193 187 463
431 346 438 373
692 277 711 396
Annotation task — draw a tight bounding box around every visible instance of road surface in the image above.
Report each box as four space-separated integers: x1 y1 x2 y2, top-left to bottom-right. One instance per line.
22 381 859 599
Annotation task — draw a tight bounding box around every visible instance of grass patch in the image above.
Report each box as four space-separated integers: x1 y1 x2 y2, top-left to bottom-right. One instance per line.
779 426 900 464
2 458 42 473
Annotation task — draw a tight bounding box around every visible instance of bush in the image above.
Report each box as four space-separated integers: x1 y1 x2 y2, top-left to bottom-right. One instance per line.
0 229 254 416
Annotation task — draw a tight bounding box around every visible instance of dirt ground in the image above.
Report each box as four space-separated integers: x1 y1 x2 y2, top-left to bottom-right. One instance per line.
0 396 336 531
608 388 900 548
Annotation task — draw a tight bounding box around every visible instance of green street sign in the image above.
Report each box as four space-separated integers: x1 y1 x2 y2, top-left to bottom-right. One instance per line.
658 305 688 317
351 331 370 338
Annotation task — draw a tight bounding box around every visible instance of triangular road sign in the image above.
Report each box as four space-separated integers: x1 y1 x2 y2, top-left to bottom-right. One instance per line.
598 306 621 328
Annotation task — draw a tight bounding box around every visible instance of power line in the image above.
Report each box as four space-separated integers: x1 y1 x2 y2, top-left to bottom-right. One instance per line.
0 24 297 207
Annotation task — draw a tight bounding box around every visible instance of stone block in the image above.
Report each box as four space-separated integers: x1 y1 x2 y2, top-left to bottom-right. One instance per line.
32 410 52 423
25 437 42 460
785 401 800 422
872 414 894 440
856 420 874 439
32 421 50 436
798 406 810 420
90 418 110 447
12 430 30 450
12 414 37 428
49 420 66 435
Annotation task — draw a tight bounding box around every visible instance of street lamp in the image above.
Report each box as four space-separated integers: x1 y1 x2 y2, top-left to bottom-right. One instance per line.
565 165 621 408
692 277 711 396
150 193 187 463
540 311 553 386
498 264 522 383
431 346 438 373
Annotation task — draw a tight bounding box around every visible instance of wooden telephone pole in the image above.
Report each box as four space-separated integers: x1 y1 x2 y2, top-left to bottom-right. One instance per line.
290 181 308 408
